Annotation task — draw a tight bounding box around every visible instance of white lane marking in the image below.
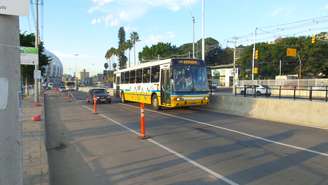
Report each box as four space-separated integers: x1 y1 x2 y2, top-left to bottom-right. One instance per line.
81 105 239 185
147 138 238 185
120 103 328 157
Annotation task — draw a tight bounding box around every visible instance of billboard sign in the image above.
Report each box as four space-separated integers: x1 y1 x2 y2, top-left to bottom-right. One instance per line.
287 48 297 57
0 0 29 16
20 47 39 65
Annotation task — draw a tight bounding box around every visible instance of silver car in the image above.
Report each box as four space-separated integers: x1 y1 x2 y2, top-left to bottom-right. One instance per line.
240 85 271 96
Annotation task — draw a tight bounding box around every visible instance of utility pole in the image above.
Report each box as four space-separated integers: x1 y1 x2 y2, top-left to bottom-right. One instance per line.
279 59 282 76
251 27 257 81
34 0 40 103
232 38 238 94
298 55 302 79
201 0 205 62
192 16 195 59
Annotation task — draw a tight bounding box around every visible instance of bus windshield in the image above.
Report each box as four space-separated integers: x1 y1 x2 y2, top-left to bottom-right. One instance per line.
173 66 209 92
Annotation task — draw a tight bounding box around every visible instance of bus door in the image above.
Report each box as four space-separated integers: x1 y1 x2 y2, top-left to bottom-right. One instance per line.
115 75 120 97
160 67 171 105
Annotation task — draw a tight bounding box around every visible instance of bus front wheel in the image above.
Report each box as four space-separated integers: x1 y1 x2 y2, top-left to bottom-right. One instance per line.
152 94 160 110
121 92 126 103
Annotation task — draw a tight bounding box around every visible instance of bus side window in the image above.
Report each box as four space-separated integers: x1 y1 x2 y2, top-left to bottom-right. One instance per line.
117 77 120 84
136 69 142 83
130 70 136 83
125 72 129 83
143 68 150 83
151 66 160 83
121 73 125 84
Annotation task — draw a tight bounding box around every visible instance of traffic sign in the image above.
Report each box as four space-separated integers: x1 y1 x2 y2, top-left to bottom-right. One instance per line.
287 48 297 57
0 0 29 16
21 47 39 65
34 70 41 80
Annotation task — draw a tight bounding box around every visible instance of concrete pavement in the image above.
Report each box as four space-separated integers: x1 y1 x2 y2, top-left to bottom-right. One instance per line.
22 96 49 185
44 91 328 185
45 93 222 185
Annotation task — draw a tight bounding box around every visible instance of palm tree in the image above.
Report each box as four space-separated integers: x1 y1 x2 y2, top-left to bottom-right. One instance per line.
125 40 133 67
130 32 140 66
105 47 117 70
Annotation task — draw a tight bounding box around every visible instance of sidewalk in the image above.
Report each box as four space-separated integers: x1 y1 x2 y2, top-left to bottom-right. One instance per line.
45 93 216 185
22 96 49 185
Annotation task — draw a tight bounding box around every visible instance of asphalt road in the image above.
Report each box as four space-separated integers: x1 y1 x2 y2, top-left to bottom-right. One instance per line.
49 91 328 185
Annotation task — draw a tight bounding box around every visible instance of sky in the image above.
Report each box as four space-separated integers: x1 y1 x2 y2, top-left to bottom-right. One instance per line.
19 0 328 76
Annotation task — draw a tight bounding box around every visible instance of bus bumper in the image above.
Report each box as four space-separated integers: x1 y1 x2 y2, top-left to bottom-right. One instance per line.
170 96 209 107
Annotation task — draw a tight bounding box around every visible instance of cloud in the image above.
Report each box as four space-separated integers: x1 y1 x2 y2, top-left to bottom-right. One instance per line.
142 31 176 46
92 0 114 7
88 0 198 27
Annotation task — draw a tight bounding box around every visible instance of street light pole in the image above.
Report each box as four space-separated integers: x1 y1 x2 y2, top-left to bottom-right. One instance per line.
192 16 195 59
34 0 40 103
233 38 238 94
201 0 205 62
251 27 257 81
279 59 282 76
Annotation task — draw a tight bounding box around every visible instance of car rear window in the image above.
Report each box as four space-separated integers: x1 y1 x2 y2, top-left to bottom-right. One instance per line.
93 89 106 94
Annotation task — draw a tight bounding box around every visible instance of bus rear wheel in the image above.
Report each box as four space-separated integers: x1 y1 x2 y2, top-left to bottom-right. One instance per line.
121 92 126 103
152 94 160 110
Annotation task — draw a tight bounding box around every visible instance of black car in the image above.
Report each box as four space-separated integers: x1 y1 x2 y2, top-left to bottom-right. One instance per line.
87 88 111 104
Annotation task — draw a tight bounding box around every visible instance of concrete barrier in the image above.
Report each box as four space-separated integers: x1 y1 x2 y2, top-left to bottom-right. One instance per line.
206 95 328 129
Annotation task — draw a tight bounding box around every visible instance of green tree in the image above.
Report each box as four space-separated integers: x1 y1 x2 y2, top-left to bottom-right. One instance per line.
125 39 133 67
139 42 178 62
20 32 51 84
105 47 117 72
105 27 131 70
237 33 328 79
105 47 117 60
130 32 140 66
118 27 128 69
138 37 226 66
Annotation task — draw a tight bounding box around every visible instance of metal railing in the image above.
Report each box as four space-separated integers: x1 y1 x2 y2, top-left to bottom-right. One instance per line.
234 85 328 102
238 79 328 87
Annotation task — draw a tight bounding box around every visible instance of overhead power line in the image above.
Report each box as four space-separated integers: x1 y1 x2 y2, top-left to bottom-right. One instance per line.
224 15 328 47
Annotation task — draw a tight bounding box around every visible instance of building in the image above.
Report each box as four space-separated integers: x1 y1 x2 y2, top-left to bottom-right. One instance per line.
80 69 90 85
62 74 74 82
209 64 239 87
43 50 63 85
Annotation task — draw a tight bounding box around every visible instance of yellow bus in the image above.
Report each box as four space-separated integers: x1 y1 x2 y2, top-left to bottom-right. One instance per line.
114 58 209 109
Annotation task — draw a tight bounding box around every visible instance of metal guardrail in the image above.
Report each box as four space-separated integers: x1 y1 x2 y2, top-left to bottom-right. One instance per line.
234 85 328 102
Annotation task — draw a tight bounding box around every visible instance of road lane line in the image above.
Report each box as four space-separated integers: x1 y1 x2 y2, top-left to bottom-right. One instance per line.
120 103 328 157
82 105 239 185
147 138 238 185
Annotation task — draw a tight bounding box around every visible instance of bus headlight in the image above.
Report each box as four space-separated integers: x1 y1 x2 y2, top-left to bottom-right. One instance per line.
176 97 184 101
204 97 208 101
